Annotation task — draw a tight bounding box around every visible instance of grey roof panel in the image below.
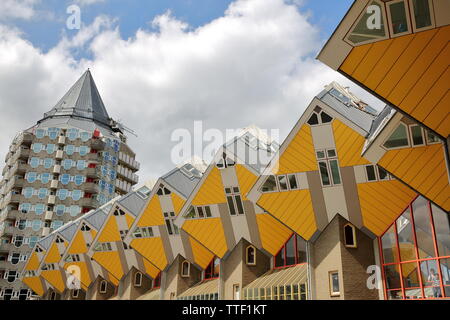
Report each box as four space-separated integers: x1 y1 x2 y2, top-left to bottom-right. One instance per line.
59 222 79 241
368 105 395 140
317 90 376 134
40 70 111 127
118 192 147 217
38 234 56 250
85 210 109 230
162 168 201 198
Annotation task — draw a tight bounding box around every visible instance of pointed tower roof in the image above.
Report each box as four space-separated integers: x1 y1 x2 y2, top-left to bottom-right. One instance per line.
40 69 111 127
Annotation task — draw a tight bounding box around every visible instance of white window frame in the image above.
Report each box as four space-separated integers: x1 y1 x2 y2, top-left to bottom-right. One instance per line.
164 211 179 235
225 187 245 216
386 0 412 38
181 260 190 278
246 245 256 266
134 272 143 287
72 289 79 298
316 149 342 187
329 271 340 297
343 223 358 248
365 164 393 182
408 0 435 33
99 280 108 294
382 122 411 150
408 124 426 147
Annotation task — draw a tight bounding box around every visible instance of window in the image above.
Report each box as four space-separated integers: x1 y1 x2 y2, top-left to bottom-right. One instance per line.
225 187 245 215
346 0 387 45
274 234 307 268
134 272 143 287
233 284 240 300
410 0 434 31
181 261 190 277
344 224 357 248
204 257 220 280
93 242 113 252
426 131 440 144
365 164 392 182
246 246 256 266
316 149 341 186
380 196 450 300
99 280 108 293
387 0 411 36
216 152 235 169
72 289 79 298
329 271 340 297
409 124 424 146
260 175 277 192
156 184 171 196
384 123 409 149
153 273 161 288
164 211 179 235
307 107 333 126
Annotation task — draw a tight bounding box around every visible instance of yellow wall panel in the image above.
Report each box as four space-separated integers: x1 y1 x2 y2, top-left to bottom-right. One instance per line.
258 189 317 240
137 194 164 227
182 218 227 258
332 119 370 167
340 43 373 75
171 192 186 216
143 259 160 279
44 243 61 264
235 164 258 200
23 276 45 296
379 144 449 211
377 30 436 98
358 180 417 236
256 213 292 255
192 167 226 206
274 125 317 175
97 216 121 243
25 252 40 271
129 237 167 270
92 251 123 280
68 230 88 254
125 213 135 229
352 39 392 82
108 273 119 286
41 270 65 293
189 236 214 270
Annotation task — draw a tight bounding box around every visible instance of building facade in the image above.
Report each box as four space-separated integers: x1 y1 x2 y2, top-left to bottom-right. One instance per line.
0 70 139 300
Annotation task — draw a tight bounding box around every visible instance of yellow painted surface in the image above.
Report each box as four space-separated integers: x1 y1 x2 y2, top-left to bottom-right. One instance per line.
129 237 167 270
108 273 119 286
189 236 214 269
137 194 164 227
182 218 227 258
44 242 62 264
379 144 449 211
258 189 317 241
125 213 134 229
332 119 370 167
41 270 65 293
272 125 317 175
235 164 258 200
340 26 450 137
143 259 160 279
357 180 417 236
97 215 121 243
25 252 40 271
63 262 91 288
22 276 45 296
68 230 88 254
256 213 293 255
92 251 123 280
192 167 226 206
171 192 186 215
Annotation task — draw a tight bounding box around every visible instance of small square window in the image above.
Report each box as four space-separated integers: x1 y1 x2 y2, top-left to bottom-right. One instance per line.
316 151 326 159
327 149 336 158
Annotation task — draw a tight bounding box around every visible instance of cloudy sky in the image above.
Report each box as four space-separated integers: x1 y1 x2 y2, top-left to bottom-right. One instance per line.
0 0 384 182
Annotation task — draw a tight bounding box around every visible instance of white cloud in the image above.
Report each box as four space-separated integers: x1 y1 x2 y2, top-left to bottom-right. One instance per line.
0 0 384 182
0 0 39 20
74 0 106 6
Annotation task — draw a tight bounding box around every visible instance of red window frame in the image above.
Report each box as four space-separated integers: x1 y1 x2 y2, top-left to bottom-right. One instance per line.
273 233 307 269
203 257 220 281
379 195 450 300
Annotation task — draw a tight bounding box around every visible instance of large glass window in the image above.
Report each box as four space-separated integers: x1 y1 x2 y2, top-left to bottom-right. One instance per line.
316 149 341 186
380 196 450 299
274 234 307 268
383 123 409 149
411 0 432 29
388 1 410 35
346 0 387 45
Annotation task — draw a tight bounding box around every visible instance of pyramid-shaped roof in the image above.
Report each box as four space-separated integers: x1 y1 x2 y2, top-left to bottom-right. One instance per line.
40 70 111 127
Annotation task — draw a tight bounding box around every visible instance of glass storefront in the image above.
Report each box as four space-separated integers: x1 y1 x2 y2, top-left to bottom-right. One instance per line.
380 196 450 299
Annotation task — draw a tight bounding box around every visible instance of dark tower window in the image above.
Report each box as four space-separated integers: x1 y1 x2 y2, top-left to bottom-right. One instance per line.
343 224 357 248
